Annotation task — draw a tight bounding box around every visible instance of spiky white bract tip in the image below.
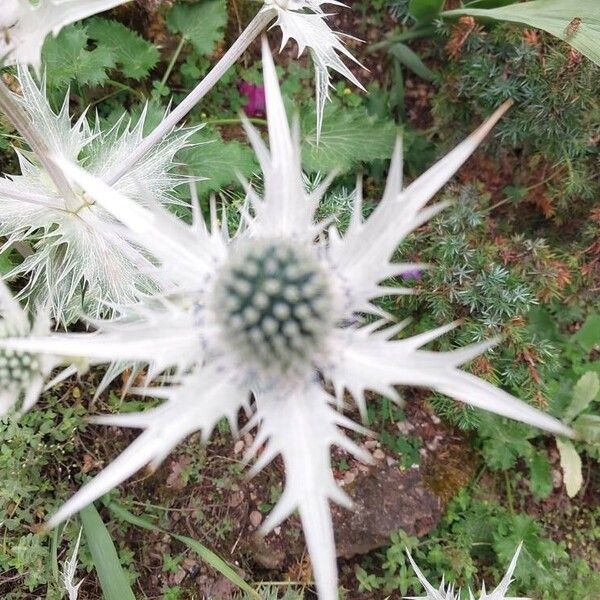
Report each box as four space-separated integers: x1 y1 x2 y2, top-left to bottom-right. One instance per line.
0 69 194 325
261 0 366 140
8 39 575 600
406 544 529 600
62 528 84 600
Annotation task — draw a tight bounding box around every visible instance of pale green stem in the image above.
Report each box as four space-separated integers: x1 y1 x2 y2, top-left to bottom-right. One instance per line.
207 117 268 126
0 78 79 211
161 37 186 87
106 79 146 102
106 9 274 187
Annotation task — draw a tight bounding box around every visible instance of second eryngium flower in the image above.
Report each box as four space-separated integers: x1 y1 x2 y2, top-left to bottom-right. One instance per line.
406 543 528 599
0 69 194 324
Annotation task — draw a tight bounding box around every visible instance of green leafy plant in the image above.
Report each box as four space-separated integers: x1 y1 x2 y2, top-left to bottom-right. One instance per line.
444 0 600 67
166 0 228 56
87 18 160 81
42 24 117 91
358 490 600 598
432 23 600 208
80 504 136 600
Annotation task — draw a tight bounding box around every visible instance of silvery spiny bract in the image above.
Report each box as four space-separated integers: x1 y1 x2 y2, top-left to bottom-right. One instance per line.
1 39 574 600
407 544 528 600
0 0 130 69
261 0 365 138
0 68 194 325
61 528 83 600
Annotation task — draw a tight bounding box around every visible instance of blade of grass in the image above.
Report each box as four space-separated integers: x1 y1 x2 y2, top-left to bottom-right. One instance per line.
50 526 60 583
108 502 260 599
80 504 136 600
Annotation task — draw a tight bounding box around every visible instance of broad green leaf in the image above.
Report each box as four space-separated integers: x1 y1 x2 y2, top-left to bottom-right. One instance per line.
572 314 600 352
463 0 520 8
80 504 136 600
301 106 397 172
573 414 600 443
389 43 437 81
109 502 260 599
409 0 445 22
87 19 159 80
42 24 116 90
556 437 583 498
166 0 228 56
565 372 600 422
443 0 600 67
183 128 257 194
528 451 552 499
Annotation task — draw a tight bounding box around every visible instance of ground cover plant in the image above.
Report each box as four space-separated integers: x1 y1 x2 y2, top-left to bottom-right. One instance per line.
0 1 598 599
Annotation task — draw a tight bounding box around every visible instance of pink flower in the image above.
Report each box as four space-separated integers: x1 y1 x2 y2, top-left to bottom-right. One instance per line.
239 80 266 118
400 268 423 281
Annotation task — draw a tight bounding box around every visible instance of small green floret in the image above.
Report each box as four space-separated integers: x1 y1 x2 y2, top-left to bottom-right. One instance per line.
0 347 39 391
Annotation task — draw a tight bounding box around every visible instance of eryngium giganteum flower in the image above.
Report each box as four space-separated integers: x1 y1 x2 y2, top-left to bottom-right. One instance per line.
0 69 194 324
2 39 574 600
406 543 529 600
261 0 365 139
0 280 62 418
0 0 131 70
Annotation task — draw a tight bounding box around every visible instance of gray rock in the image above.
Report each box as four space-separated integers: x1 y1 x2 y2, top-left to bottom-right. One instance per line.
332 464 443 558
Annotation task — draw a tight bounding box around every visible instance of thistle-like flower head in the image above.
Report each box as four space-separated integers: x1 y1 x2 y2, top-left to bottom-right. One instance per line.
0 280 60 418
0 69 194 324
0 0 131 70
261 0 366 139
406 544 530 600
1 40 574 600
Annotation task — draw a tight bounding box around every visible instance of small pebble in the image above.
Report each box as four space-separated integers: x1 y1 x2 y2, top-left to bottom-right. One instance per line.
233 439 245 454
249 510 263 527
229 491 244 508
343 471 356 485
373 449 385 461
396 421 415 434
